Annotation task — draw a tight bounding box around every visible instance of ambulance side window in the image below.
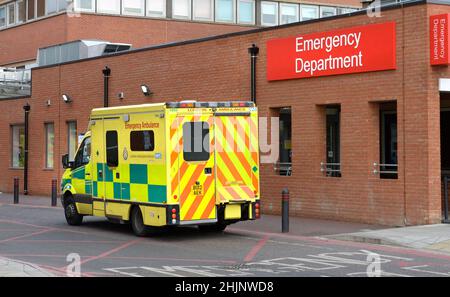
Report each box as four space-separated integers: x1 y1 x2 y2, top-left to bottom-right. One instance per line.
183 122 210 162
106 131 119 167
130 130 154 151
74 137 91 169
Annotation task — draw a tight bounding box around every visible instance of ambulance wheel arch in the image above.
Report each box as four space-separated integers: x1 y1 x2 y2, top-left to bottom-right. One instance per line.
129 204 161 236
62 192 84 226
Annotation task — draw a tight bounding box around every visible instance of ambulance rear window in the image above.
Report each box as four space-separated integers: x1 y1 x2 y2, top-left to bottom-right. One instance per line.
183 122 210 162
130 130 155 151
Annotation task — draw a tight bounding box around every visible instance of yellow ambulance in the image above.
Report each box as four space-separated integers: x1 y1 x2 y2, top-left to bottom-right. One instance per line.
61 101 260 236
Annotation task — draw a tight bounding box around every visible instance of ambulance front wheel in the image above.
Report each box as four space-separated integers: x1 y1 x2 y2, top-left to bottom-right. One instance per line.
64 198 83 226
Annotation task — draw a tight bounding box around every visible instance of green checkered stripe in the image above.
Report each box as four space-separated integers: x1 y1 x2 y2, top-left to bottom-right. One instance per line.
92 163 167 203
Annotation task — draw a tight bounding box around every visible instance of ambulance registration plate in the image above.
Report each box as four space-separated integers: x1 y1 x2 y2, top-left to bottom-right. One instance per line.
193 184 203 195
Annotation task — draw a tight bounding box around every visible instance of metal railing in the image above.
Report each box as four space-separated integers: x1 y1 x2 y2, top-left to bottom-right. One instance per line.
372 162 398 175
274 162 292 176
320 162 341 176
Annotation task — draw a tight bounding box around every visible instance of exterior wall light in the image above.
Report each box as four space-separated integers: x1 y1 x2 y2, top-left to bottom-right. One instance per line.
141 84 152 96
62 94 72 103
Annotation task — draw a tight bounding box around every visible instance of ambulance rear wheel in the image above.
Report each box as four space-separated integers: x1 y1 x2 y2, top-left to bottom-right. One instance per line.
64 199 83 226
131 206 150 237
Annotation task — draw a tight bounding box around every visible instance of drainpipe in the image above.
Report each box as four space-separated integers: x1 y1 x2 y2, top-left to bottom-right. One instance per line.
102 66 111 107
23 103 30 195
248 44 259 104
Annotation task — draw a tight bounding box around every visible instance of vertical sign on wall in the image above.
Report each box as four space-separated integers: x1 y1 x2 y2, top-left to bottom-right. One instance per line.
430 14 450 66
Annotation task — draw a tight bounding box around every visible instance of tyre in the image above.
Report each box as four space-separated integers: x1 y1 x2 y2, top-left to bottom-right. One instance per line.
64 198 83 226
131 206 151 237
198 222 227 232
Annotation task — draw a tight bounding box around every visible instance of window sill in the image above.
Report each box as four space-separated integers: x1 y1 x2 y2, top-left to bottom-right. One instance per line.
9 167 24 170
43 168 55 171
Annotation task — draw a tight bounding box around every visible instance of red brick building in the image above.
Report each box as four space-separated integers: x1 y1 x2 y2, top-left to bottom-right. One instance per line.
3 0 450 226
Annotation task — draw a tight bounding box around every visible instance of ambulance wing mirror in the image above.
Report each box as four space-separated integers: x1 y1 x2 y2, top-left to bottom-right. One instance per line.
62 154 74 169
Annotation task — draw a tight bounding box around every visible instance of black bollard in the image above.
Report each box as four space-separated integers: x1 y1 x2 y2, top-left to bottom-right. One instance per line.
444 176 449 223
13 177 19 204
51 179 57 207
282 188 289 233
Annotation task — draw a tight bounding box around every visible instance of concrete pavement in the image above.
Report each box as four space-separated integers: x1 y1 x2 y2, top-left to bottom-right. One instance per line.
0 257 53 277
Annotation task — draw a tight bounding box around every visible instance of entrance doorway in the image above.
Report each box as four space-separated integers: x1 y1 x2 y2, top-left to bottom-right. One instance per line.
440 92 450 221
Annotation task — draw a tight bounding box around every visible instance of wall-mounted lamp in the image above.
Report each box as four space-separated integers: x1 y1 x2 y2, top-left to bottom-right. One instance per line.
141 84 152 96
62 94 72 103
118 92 125 100
46 99 51 107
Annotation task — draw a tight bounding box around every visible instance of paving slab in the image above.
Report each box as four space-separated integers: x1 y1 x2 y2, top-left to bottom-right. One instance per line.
328 224 450 253
0 257 54 277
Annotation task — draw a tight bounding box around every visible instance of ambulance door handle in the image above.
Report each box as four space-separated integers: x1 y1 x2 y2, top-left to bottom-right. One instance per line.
116 172 120 179
98 170 103 178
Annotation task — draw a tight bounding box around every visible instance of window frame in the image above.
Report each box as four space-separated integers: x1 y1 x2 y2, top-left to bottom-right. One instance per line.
279 2 299 25
193 0 214 21
380 109 398 179
320 6 336 18
7 2 16 26
96 0 120 14
45 0 58 15
146 0 166 18
44 122 55 169
237 0 254 25
182 121 211 162
27 0 36 21
67 121 77 161
260 1 278 27
130 130 155 152
122 0 145 16
74 0 95 13
215 0 236 23
0 6 6 28
16 0 26 23
11 125 25 169
300 4 318 21
172 0 192 20
106 130 119 168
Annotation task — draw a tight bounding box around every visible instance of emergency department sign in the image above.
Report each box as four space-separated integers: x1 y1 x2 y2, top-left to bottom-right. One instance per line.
266 22 397 81
430 14 450 65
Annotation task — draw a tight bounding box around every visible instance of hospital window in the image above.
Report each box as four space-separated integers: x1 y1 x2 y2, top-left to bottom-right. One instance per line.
172 0 191 19
237 0 254 24
193 0 213 21
130 130 155 151
45 123 55 169
379 103 398 179
261 1 278 26
272 107 292 176
74 0 95 12
67 121 77 161
27 0 35 20
17 0 26 23
97 0 121 14
37 0 46 17
11 125 25 169
325 105 341 177
300 4 318 21
279 3 298 25
58 0 69 11
0 6 6 28
106 131 119 167
216 0 235 23
7 2 15 26
147 0 166 17
45 0 57 14
183 122 210 162
122 0 145 16
320 6 336 18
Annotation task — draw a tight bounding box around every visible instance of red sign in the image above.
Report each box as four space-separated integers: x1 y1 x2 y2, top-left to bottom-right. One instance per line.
430 14 450 65
266 22 397 81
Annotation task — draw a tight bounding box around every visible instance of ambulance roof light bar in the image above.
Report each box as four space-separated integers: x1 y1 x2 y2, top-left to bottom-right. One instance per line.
166 101 255 108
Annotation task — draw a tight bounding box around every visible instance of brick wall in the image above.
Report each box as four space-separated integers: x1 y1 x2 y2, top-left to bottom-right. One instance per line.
1 2 448 226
